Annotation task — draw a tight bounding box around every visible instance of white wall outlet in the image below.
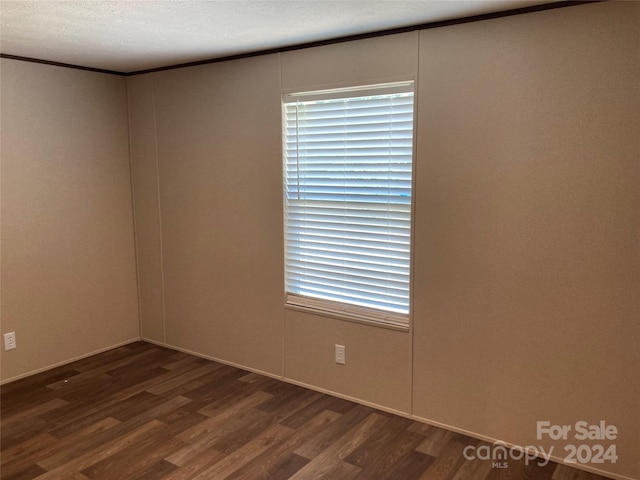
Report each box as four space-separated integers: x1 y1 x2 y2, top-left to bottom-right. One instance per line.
4 332 17 351
335 344 346 365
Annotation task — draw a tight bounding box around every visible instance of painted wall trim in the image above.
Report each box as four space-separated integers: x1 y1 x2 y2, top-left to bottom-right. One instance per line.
125 339 633 480
0 53 126 76
0 337 141 385
141 337 283 384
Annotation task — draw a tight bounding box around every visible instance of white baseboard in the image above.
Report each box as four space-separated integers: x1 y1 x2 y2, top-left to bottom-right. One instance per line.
16 336 631 480
142 337 634 480
0 337 141 385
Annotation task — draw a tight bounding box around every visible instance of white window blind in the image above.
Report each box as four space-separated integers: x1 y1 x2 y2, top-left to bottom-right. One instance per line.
283 82 414 328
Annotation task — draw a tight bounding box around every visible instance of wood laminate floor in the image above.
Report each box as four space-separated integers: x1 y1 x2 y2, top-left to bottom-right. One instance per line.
1 342 613 480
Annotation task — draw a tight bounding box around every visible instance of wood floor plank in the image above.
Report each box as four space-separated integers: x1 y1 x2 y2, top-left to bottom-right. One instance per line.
146 363 223 396
7 417 121 476
450 453 494 480
1 432 57 466
223 408 343 480
208 410 277 455
256 384 318 413
0 399 68 429
46 391 189 440
191 423 294 480
310 459 363 480
162 448 226 480
378 450 436 480
293 404 379 459
187 373 274 414
415 424 457 457
102 347 175 377
155 405 209 435
238 372 263 383
279 392 342 430
349 425 425 478
164 438 226 469
162 354 207 372
179 366 248 403
0 342 617 480
45 370 112 391
197 384 275 416
168 406 269 467
176 390 272 442
108 391 168 422
344 415 415 468
44 396 131 438
325 396 361 415
290 456 364 480
0 433 59 480
2 463 48 480
79 428 185 480
290 411 390 479
254 452 311 480
1 367 76 400
110 362 208 401
128 460 179 480
34 420 166 480
418 438 468 480
0 418 49 452
70 345 144 373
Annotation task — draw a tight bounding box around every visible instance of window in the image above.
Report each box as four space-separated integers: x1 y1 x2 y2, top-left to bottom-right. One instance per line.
283 82 414 328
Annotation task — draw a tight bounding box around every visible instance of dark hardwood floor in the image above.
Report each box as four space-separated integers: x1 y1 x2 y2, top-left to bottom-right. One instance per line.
1 342 613 480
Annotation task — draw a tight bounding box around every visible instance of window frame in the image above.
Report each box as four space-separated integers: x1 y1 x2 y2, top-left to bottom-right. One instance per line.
281 80 416 331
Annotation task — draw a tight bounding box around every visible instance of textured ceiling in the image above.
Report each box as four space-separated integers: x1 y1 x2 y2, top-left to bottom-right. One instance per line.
1 0 552 73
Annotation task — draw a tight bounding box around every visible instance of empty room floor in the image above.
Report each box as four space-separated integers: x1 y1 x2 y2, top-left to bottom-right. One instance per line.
0 342 613 480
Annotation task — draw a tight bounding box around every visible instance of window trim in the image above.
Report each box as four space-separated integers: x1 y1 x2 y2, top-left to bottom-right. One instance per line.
282 80 416 331
285 294 411 331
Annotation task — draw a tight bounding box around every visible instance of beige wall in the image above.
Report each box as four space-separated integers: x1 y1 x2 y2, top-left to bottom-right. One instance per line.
0 59 140 381
128 3 638 478
127 74 165 343
129 56 285 375
412 2 639 479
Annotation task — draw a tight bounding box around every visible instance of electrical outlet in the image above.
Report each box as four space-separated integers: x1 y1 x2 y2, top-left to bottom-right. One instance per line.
335 344 346 365
4 332 17 351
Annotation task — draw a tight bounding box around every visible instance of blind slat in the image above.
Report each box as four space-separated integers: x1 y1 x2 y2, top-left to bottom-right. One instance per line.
284 82 414 324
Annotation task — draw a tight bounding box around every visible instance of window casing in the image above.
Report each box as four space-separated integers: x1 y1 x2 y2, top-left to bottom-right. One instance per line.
283 82 414 329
